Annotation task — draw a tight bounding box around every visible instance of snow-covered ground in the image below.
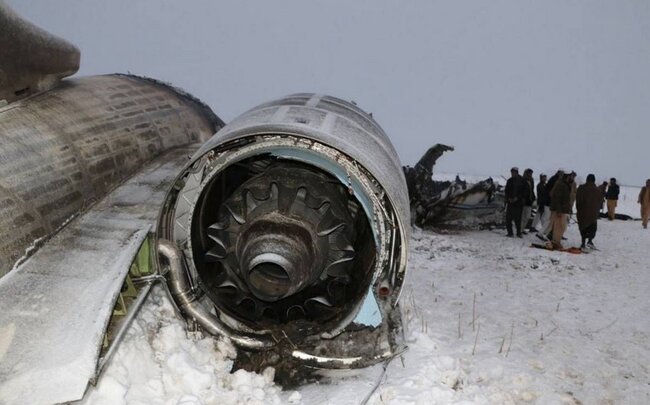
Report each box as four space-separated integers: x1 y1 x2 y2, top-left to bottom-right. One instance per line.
81 217 650 404
611 186 643 219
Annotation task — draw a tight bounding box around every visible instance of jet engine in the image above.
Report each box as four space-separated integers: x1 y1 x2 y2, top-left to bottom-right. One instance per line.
156 94 410 380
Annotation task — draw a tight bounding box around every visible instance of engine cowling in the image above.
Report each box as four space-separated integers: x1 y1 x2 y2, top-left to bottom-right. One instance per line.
156 94 410 376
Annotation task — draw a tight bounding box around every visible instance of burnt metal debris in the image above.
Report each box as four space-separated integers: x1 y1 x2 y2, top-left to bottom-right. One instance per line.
404 144 505 228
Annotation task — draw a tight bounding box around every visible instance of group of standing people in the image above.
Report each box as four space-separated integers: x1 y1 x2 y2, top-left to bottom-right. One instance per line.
504 167 640 251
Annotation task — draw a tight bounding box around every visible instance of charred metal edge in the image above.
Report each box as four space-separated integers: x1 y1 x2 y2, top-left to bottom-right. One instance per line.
114 73 226 133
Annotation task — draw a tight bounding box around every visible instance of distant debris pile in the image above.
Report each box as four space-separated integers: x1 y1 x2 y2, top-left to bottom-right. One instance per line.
403 144 504 228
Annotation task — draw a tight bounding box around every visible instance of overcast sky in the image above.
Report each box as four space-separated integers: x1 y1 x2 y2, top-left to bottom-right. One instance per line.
11 1 650 185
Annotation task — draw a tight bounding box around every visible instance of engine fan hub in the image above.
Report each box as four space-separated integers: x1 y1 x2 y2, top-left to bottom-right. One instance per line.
199 163 359 324
238 216 317 302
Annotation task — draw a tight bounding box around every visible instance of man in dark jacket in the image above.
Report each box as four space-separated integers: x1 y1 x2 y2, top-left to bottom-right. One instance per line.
538 169 564 240
532 174 550 237
549 173 572 249
606 178 620 220
546 169 564 195
504 167 527 237
520 168 536 233
576 174 602 249
598 181 608 213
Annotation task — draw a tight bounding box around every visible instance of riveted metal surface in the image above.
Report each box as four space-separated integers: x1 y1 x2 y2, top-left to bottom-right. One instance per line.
0 74 222 278
0 147 196 405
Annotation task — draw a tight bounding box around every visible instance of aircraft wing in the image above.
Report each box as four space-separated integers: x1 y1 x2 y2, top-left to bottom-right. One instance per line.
0 148 193 405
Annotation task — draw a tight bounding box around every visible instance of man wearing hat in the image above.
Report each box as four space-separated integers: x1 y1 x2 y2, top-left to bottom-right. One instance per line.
504 167 527 237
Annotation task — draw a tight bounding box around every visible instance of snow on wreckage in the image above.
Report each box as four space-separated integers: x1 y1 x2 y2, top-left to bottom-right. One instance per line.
404 144 505 229
0 3 411 403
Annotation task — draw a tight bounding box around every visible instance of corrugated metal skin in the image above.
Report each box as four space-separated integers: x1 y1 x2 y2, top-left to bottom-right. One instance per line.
0 74 221 278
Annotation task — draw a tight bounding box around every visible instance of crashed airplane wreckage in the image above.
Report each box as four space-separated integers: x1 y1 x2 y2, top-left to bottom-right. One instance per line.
404 144 505 228
0 4 409 403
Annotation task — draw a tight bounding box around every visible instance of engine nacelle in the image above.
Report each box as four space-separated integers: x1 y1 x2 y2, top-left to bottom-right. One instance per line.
157 94 410 379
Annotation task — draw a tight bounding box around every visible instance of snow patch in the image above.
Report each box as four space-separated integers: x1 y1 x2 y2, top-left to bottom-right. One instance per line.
79 286 291 405
0 323 15 362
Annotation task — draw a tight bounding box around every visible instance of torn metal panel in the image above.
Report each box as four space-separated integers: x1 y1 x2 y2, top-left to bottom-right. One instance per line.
0 148 193 405
0 74 221 278
232 298 406 386
404 144 504 227
416 178 504 227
